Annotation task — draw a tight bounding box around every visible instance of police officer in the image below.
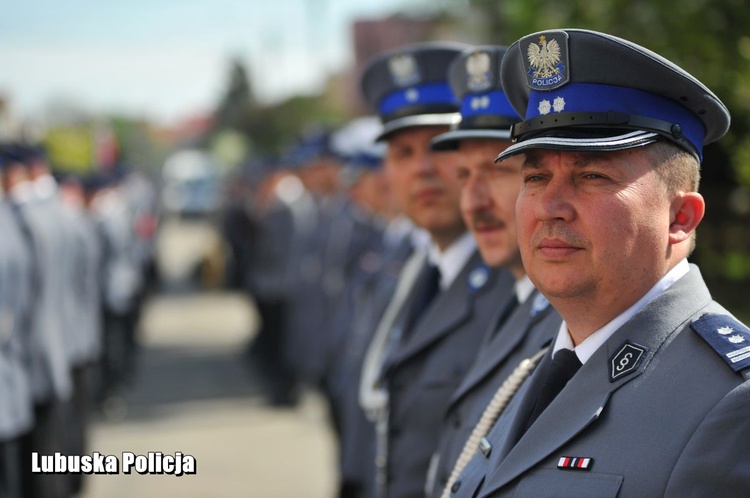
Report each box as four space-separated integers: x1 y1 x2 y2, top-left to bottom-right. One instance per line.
358 42 517 498
0 147 36 498
281 130 342 387
424 45 562 498
57 172 103 494
3 144 72 498
324 119 415 498
86 170 144 410
448 29 750 498
244 162 302 406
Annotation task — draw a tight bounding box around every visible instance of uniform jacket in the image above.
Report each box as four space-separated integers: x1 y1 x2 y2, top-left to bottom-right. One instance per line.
330 227 414 490
12 192 72 402
452 265 750 498
428 288 560 497
382 250 515 498
0 203 35 438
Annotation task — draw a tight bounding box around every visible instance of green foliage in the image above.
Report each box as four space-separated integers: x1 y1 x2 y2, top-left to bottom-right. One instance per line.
210 59 349 157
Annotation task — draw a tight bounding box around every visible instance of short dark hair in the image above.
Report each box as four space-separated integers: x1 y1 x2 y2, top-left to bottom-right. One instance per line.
646 140 702 254
646 140 701 194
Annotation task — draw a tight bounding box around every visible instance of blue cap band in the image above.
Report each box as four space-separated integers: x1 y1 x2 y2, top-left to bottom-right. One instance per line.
380 82 457 117
527 83 706 158
460 90 517 119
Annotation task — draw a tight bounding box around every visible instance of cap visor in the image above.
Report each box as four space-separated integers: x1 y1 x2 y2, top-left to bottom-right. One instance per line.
376 113 460 142
495 130 661 162
430 129 513 151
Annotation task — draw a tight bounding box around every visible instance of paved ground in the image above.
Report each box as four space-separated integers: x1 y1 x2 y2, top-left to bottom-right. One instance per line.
79 290 338 498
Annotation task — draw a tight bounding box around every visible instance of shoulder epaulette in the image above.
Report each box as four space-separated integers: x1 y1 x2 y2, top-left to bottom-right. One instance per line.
691 313 750 374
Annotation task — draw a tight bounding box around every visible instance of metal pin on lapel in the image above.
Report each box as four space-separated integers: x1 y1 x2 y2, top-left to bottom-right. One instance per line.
479 437 492 458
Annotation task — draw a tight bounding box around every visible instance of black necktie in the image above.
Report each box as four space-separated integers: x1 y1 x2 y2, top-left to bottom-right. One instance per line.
489 293 519 339
405 263 441 334
524 348 582 432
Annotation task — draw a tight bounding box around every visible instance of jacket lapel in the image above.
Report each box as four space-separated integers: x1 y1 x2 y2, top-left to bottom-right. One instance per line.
480 266 712 496
449 292 545 406
386 252 502 369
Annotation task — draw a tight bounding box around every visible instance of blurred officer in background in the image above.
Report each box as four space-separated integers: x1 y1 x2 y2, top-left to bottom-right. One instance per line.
2 144 73 498
449 29 750 498
220 164 259 292
358 42 517 498
425 46 561 498
280 129 341 389
85 169 148 413
244 161 302 406
323 117 414 498
56 172 104 494
26 148 101 496
0 147 36 498
317 118 391 422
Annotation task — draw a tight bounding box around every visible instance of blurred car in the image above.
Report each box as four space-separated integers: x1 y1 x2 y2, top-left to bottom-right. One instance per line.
161 149 221 217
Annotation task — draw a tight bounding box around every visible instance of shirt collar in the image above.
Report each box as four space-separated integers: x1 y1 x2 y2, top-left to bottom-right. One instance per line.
410 227 432 251
427 231 476 291
9 181 36 205
515 275 535 304
34 174 57 200
553 258 690 363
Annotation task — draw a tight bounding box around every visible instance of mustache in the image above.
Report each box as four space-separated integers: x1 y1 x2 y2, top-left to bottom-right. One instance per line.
531 222 587 247
469 210 506 230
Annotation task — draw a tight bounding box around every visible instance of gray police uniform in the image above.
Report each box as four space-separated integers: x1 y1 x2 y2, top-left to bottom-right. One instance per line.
247 173 301 403
328 217 414 496
313 193 383 389
9 179 72 405
453 266 750 498
5 155 72 498
428 286 560 497
0 198 35 498
281 172 326 385
446 29 749 498
380 247 515 498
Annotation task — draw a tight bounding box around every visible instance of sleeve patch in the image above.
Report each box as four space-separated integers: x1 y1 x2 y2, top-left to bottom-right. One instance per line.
691 314 750 373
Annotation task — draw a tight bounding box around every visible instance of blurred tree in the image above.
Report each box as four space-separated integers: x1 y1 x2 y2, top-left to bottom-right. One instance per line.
213 57 258 134
210 57 350 157
110 116 170 172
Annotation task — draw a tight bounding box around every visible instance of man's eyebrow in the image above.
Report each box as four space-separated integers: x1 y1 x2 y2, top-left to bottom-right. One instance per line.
520 151 612 170
520 153 544 170
572 153 608 168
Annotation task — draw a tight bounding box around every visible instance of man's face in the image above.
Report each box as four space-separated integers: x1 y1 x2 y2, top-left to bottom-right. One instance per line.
350 169 394 218
457 139 524 269
385 126 465 245
516 148 672 312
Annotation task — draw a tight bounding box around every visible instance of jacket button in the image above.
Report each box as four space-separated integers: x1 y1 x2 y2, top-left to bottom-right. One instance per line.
451 480 461 493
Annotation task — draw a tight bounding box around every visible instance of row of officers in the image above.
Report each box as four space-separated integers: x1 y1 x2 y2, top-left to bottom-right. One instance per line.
0 144 157 497
239 29 750 498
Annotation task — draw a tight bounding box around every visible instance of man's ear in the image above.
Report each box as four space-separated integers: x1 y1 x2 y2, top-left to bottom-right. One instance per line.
668 191 705 245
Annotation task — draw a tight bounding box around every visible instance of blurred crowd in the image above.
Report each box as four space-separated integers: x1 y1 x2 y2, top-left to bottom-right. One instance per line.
0 143 159 498
220 114 433 498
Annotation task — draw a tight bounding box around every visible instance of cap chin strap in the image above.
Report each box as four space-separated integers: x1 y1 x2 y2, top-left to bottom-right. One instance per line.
496 130 665 162
511 110 699 159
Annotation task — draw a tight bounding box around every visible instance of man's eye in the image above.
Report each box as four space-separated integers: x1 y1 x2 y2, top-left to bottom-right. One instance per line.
582 173 605 180
390 148 411 160
523 174 545 183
